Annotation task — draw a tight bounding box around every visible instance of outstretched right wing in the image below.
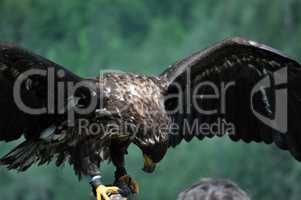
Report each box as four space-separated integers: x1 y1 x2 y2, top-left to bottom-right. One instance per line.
162 37 301 161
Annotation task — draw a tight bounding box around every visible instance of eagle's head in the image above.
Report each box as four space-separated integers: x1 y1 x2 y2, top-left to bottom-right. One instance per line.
138 141 168 173
132 124 170 173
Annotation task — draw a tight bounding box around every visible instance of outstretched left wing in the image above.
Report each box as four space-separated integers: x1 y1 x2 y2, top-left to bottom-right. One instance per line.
0 44 93 142
0 44 99 174
161 37 301 161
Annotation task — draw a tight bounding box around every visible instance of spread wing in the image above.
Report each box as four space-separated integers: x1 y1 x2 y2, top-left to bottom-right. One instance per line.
162 37 301 161
0 44 89 141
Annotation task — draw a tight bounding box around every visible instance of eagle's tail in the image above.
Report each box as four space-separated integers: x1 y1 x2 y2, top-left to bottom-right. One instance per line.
0 140 42 171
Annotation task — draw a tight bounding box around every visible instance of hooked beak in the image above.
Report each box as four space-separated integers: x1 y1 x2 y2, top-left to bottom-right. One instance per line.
142 154 156 173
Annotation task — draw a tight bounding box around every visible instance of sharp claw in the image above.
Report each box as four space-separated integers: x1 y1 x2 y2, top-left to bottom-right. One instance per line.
96 185 120 200
118 175 139 194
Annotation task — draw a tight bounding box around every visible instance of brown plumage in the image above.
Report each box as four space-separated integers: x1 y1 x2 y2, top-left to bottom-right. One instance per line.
0 37 301 198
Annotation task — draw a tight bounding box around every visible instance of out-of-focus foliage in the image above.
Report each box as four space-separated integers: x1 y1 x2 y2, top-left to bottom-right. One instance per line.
0 0 301 200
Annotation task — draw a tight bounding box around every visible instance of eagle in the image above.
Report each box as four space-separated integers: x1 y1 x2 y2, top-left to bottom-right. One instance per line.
0 37 300 200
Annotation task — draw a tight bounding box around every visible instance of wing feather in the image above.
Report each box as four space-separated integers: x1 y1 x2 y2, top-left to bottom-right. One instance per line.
162 37 301 160
0 44 83 141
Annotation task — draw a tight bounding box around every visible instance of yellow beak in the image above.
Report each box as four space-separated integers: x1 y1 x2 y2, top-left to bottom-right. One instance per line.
142 154 156 173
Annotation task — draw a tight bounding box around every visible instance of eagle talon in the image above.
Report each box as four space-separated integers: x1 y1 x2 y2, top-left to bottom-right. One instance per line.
96 185 120 200
117 175 139 194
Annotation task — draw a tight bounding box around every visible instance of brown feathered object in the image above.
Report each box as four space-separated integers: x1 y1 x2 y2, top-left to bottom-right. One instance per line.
0 37 300 200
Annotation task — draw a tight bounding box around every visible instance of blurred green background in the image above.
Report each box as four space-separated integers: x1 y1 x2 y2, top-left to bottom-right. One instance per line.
1 0 301 199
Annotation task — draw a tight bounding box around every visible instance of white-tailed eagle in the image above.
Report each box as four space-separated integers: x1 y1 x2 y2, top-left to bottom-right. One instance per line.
0 37 300 200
